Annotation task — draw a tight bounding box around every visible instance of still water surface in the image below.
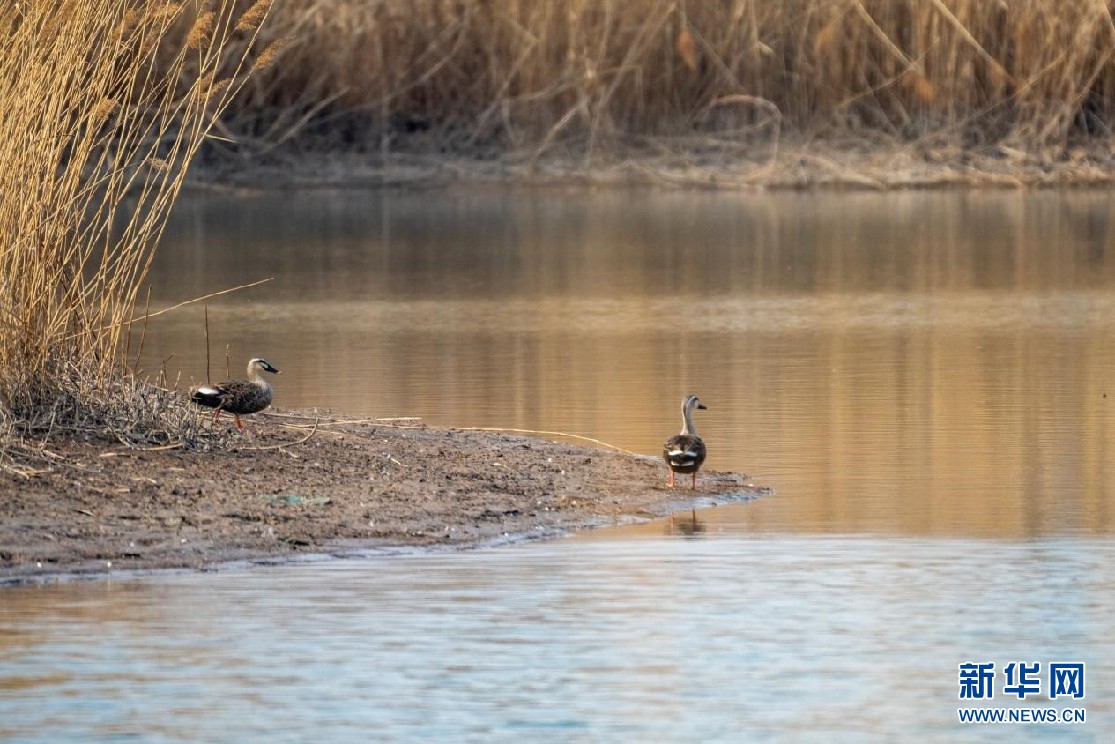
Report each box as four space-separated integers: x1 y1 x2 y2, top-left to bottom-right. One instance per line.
140 188 1115 537
2 536 1111 741
3 190 1114 740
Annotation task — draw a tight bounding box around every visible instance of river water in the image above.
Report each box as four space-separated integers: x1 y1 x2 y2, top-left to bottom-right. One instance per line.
1 537 1111 741
2 189 1113 740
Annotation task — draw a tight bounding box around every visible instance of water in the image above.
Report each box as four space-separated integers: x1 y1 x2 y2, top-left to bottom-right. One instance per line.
137 188 1115 537
4 189 1115 739
2 536 1111 742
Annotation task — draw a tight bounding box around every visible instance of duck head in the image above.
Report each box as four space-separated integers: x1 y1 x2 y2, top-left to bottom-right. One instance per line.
248 358 281 376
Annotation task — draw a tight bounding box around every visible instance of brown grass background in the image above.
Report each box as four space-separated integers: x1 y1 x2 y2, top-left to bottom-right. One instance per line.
4 0 1115 459
208 0 1115 159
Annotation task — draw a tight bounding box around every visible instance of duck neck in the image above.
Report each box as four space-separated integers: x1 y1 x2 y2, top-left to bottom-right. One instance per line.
681 403 698 437
248 365 271 389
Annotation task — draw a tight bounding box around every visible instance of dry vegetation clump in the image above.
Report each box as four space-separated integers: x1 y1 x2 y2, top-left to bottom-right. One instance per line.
0 366 208 478
0 0 272 470
204 0 1115 172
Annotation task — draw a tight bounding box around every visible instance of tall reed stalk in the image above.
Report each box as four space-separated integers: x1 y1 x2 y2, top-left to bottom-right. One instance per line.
223 0 1115 154
0 0 272 436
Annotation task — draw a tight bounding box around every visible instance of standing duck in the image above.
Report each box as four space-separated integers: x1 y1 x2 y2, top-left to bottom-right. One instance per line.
663 394 707 489
191 357 281 431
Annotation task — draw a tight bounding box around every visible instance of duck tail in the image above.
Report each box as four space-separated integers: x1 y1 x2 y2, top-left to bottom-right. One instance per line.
191 385 224 409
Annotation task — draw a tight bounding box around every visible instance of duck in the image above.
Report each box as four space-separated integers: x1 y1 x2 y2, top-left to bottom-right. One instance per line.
191 357 281 431
663 394 707 489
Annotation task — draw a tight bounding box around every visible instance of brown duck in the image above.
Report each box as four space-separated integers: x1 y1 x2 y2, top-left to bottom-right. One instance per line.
663 394 707 488
191 357 281 431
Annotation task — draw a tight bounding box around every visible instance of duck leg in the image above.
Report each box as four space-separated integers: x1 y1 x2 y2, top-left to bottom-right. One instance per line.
234 414 244 432
691 472 697 489
668 470 676 488
212 408 222 424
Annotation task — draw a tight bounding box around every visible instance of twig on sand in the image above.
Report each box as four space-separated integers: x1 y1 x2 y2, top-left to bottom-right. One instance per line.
0 460 53 479
136 441 187 452
261 411 635 455
457 427 638 456
260 411 424 427
241 419 319 451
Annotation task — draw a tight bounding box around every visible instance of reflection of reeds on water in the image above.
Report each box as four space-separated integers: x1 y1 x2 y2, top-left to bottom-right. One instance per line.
215 0 1115 156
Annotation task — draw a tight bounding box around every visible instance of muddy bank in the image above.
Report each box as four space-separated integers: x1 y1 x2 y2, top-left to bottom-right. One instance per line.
192 142 1115 192
0 410 763 585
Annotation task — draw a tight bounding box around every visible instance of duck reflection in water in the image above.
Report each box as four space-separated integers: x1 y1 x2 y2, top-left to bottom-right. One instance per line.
666 508 706 537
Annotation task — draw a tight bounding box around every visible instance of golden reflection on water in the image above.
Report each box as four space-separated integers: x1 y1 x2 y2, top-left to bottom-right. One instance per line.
141 189 1115 537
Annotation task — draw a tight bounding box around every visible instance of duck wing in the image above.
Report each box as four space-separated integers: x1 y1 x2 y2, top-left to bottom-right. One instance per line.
191 379 263 411
663 433 706 472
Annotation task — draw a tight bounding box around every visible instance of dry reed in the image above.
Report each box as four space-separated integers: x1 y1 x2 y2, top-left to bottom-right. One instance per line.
0 0 272 455
207 0 1115 160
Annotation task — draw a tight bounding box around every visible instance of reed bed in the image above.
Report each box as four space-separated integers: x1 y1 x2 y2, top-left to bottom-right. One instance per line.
0 0 272 459
2 1 1110 462
209 0 1115 163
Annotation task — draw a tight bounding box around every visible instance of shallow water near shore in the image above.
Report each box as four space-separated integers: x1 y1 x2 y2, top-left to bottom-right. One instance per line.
6 189 1115 738
1 534 1111 741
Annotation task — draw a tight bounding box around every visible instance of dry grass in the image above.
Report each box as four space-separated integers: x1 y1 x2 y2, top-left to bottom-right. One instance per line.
2 1 1110 463
0 366 207 478
205 0 1115 165
0 0 272 459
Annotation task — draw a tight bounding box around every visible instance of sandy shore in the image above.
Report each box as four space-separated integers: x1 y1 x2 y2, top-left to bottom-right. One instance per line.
0 409 763 585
